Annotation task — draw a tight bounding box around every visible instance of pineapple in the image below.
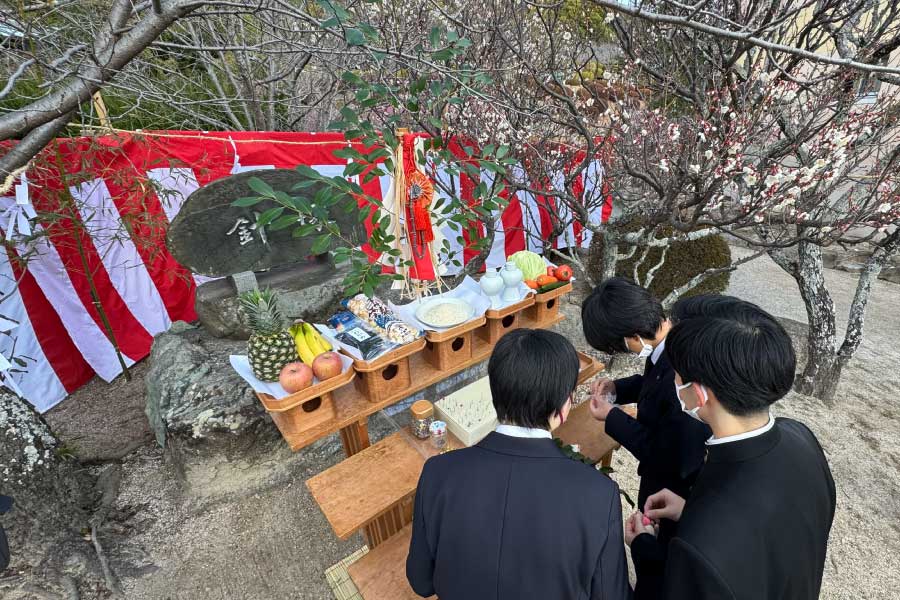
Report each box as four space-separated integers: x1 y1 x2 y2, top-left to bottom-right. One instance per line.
239 289 297 381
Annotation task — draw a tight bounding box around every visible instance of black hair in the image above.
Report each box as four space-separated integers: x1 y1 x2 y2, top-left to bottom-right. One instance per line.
666 296 796 417
581 277 665 353
671 294 771 326
488 328 580 429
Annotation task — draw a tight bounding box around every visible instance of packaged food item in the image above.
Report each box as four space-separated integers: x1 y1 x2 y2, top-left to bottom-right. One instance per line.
327 312 398 360
345 294 420 344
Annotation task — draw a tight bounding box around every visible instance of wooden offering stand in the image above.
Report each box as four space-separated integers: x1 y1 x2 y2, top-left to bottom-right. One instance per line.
422 315 486 371
477 296 535 345
254 366 355 435
528 281 572 324
351 338 427 403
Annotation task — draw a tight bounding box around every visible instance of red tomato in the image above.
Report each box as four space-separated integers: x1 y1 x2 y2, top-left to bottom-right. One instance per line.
554 265 573 281
547 266 556 277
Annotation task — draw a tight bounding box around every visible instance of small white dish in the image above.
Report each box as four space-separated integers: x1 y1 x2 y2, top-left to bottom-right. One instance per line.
415 297 475 329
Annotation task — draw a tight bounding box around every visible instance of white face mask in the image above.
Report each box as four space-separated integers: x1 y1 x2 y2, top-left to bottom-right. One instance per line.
626 336 654 359
675 381 707 422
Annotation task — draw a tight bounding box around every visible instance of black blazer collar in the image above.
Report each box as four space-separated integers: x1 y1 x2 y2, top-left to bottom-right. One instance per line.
705 420 782 464
477 431 566 459
649 350 671 375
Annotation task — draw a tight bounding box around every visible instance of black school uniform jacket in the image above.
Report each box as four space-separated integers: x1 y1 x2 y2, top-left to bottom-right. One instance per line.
406 432 632 600
606 352 712 509
631 418 836 600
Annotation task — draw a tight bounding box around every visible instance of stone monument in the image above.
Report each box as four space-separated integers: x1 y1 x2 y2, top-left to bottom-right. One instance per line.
166 168 367 338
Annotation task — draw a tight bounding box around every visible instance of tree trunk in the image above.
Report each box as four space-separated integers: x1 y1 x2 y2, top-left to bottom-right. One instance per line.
0 391 95 591
586 229 619 283
790 242 840 401
795 343 845 404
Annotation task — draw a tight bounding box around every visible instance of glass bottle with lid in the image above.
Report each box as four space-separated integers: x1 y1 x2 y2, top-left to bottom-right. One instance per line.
410 400 434 439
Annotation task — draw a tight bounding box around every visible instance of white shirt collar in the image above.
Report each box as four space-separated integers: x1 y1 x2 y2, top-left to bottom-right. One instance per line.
706 412 775 446
650 338 666 365
495 424 553 439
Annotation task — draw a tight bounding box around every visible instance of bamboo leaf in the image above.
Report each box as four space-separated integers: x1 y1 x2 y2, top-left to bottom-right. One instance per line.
270 215 300 231
232 196 262 207
248 177 275 197
311 233 332 254
256 207 283 227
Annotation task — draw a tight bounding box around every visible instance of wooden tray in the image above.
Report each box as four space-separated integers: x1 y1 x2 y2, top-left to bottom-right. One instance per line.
529 281 572 325
349 337 426 404
534 281 573 302
256 366 355 413
484 295 535 319
423 315 487 342
348 337 426 372
423 316 486 371
479 296 534 345
576 351 604 385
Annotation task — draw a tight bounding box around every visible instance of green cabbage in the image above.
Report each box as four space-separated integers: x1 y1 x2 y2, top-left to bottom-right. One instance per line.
509 250 545 281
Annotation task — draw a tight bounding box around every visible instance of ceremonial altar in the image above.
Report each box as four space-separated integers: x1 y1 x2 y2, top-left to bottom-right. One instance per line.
247 284 623 600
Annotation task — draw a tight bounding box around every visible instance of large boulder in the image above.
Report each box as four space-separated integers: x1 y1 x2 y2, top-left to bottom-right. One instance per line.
145 322 267 446
195 261 349 339
0 392 104 595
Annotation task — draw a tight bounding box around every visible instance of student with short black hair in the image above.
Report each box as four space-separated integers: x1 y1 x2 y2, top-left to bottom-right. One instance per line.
626 297 836 600
406 328 632 600
581 278 710 599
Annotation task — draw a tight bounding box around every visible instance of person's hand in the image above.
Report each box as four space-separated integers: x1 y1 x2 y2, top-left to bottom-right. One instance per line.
644 488 686 523
624 511 658 546
591 378 616 403
589 392 617 421
589 378 617 421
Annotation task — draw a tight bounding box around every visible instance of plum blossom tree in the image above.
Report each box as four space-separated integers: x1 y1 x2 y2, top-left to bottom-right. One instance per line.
287 0 900 401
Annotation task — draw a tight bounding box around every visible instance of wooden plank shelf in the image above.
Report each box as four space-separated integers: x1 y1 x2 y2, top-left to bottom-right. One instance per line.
308 354 602 544
271 312 566 452
307 426 462 541
555 401 638 463
347 525 430 600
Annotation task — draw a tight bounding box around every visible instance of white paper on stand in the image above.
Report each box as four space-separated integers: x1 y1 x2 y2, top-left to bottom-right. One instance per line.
389 277 494 332
479 278 534 310
229 353 353 399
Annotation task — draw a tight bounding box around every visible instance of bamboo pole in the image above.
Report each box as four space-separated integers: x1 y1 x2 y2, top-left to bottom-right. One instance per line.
92 92 113 131
51 144 131 381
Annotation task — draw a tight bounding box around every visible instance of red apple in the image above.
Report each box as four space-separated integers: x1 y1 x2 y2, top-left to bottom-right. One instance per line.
312 352 343 381
279 362 313 393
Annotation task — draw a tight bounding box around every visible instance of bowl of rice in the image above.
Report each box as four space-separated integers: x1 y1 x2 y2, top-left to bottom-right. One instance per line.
415 297 475 329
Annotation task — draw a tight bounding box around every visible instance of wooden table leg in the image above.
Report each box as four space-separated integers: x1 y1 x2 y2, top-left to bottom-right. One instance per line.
339 418 370 457
600 449 614 469
363 497 414 549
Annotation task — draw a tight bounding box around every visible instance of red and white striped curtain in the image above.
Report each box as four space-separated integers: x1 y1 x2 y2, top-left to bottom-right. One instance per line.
0 131 611 412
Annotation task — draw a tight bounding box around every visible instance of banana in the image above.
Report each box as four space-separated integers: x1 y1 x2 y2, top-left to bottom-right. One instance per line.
302 322 333 354
291 325 316 366
304 325 326 357
311 325 332 351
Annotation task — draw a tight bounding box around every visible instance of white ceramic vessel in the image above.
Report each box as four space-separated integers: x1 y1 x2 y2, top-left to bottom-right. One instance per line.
480 267 504 309
500 261 523 302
